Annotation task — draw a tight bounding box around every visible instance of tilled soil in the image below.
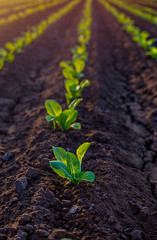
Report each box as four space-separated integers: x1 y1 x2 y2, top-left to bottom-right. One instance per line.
0 0 157 239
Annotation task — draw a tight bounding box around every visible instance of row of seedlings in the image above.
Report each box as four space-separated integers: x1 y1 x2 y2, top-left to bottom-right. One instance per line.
99 0 157 61
0 0 81 71
0 0 53 16
118 0 157 16
0 0 69 26
45 0 95 185
107 0 157 26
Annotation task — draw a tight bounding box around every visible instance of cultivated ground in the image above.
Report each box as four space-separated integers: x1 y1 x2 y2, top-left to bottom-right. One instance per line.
0 0 157 239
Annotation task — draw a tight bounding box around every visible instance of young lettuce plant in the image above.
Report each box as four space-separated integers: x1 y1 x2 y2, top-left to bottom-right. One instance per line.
45 98 82 131
71 44 88 62
0 48 15 64
60 59 85 80
50 142 95 185
146 47 157 61
132 31 156 50
65 78 90 105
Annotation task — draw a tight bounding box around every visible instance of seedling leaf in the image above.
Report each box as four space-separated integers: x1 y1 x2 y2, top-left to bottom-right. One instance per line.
77 142 90 164
68 98 83 109
79 171 95 182
45 100 62 117
50 161 73 180
52 147 67 164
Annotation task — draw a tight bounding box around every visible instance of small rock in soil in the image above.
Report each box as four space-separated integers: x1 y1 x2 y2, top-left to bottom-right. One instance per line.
24 224 34 234
19 214 31 225
69 205 79 214
26 167 40 180
35 229 49 237
40 158 50 170
48 229 67 239
16 177 28 194
17 230 27 240
64 189 73 199
11 197 18 204
107 215 117 224
8 163 19 172
2 152 14 161
140 207 150 217
130 230 143 240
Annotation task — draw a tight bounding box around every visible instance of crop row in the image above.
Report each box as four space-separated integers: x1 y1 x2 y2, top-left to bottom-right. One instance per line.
0 0 69 26
107 0 157 26
0 0 46 8
0 0 53 16
128 0 157 8
45 0 95 185
122 0 157 16
0 0 81 71
99 0 157 61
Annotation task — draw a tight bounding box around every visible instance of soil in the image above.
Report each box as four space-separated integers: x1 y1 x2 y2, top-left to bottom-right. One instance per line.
0 0 157 240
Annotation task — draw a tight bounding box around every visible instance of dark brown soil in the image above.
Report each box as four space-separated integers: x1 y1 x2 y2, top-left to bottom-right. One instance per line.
0 0 157 239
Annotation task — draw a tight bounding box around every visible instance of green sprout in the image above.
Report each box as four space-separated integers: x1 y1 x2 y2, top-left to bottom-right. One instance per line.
45 98 82 131
60 59 85 80
50 142 95 185
65 78 90 105
146 47 157 60
132 31 156 50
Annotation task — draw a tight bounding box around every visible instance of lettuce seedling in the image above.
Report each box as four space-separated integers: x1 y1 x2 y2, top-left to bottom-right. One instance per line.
60 59 85 80
146 47 157 60
0 47 15 63
50 142 95 185
45 98 82 131
65 78 90 105
132 31 156 50
72 45 88 62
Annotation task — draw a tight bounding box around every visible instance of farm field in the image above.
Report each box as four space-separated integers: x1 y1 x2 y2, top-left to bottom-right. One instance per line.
0 0 157 239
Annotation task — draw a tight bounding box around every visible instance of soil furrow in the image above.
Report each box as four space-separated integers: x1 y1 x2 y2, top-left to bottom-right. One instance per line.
1 0 157 239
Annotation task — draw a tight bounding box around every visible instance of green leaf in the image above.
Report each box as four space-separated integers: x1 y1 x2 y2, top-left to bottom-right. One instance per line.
50 161 73 180
46 115 54 122
65 79 79 93
68 98 83 110
63 109 78 130
80 79 90 89
62 68 74 79
57 112 67 131
66 152 81 176
73 59 85 73
76 142 91 164
66 92 72 106
53 146 67 164
70 122 81 130
59 61 71 68
79 171 95 182
0 48 8 58
45 100 62 117
6 53 15 63
5 42 15 52
0 58 4 70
